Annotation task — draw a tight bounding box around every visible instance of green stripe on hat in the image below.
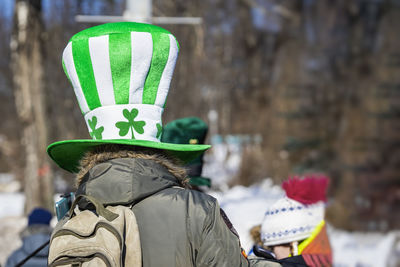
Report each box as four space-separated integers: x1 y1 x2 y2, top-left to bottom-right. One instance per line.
72 39 101 111
142 33 170 104
109 33 131 104
70 22 172 42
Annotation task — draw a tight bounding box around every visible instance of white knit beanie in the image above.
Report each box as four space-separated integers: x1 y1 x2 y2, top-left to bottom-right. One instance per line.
260 175 329 246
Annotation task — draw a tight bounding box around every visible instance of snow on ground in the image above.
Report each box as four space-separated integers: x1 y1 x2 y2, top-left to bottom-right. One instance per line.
209 179 284 252
0 192 24 218
328 227 399 267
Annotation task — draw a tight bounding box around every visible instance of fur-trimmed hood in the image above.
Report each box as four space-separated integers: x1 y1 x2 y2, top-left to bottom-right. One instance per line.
76 157 184 206
76 146 188 187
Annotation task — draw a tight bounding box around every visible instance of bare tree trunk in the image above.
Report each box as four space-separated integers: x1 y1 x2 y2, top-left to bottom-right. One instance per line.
11 0 53 213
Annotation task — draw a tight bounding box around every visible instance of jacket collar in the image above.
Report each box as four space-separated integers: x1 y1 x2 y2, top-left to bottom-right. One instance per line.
76 157 180 206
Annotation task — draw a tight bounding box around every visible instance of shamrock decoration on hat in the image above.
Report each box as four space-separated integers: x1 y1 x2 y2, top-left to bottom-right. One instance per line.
47 22 210 173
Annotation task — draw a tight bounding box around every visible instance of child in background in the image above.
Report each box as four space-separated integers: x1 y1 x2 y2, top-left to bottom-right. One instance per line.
250 175 332 267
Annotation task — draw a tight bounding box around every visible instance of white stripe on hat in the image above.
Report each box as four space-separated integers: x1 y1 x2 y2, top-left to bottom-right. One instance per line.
89 35 116 106
63 42 90 114
129 32 153 104
154 34 178 107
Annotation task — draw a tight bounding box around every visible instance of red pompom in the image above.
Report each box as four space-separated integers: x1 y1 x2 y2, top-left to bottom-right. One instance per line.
282 174 329 205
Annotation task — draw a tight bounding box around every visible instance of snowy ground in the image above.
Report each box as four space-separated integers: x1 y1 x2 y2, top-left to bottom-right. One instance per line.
209 179 284 251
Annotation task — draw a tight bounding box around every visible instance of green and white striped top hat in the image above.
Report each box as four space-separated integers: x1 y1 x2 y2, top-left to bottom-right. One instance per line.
47 22 210 173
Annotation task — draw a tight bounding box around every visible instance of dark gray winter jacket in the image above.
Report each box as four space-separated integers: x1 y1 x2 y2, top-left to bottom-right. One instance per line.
75 157 249 267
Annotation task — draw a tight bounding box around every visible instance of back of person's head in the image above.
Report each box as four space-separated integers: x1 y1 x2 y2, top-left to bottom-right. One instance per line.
28 208 52 226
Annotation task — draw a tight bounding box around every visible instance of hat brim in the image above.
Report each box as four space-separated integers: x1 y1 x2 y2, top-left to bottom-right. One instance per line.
188 176 211 187
47 139 211 173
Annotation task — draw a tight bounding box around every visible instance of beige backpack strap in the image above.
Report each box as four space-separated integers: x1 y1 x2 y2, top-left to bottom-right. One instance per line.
69 194 119 221
107 205 142 266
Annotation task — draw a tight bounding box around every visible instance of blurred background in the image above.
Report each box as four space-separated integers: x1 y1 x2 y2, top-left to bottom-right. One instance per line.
0 0 399 265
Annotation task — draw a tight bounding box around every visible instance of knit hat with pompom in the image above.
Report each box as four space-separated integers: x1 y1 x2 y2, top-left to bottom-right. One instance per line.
260 175 329 246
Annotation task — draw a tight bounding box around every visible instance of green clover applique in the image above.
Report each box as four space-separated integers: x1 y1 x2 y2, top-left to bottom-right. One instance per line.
88 116 104 140
115 108 146 139
156 123 162 139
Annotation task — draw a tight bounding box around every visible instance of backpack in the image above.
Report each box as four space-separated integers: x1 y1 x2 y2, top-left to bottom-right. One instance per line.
48 195 142 267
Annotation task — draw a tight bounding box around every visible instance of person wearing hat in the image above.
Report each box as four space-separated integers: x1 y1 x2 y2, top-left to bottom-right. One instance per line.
5 208 53 267
250 175 333 266
161 116 211 191
47 22 248 266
